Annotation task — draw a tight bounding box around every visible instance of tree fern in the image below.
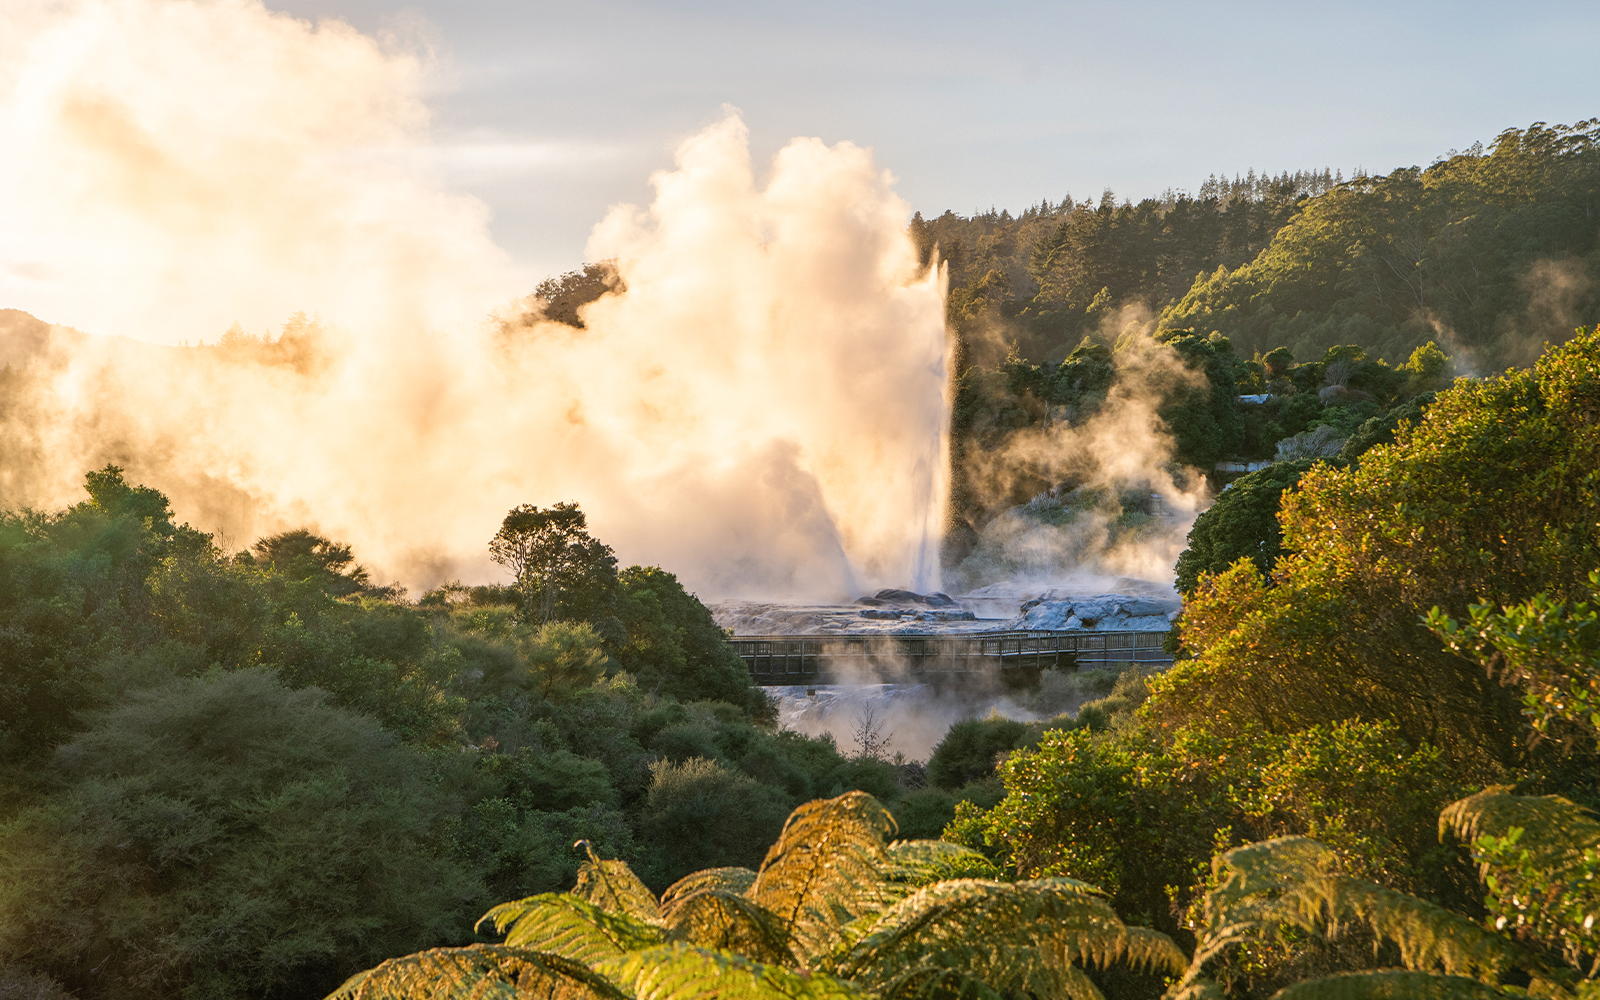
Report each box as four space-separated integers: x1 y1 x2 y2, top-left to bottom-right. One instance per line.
660 867 759 906
1177 836 1534 999
747 791 897 962
571 841 663 921
599 943 864 1000
479 894 663 965
1441 787 1600 974
325 943 627 1000
660 889 797 965
326 792 1185 1000
1440 788 1600 881
1269 970 1517 999
839 877 1185 999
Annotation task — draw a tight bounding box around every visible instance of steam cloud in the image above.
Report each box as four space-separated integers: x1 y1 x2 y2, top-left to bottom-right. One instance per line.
951 308 1209 592
0 0 948 601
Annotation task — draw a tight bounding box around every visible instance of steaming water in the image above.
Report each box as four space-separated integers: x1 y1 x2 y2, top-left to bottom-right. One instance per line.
768 684 1018 761
0 0 948 601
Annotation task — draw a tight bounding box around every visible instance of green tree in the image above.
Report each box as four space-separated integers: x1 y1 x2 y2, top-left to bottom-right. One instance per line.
489 503 619 625
1174 459 1316 595
926 717 1027 789
247 528 375 597
1427 571 1600 745
612 565 763 711
0 467 211 759
1155 328 1600 771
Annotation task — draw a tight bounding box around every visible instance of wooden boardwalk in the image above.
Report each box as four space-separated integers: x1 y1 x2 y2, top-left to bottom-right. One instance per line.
732 630 1171 686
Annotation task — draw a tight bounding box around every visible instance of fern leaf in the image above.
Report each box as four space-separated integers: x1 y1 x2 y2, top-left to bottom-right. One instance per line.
573 841 663 921
1123 925 1192 976
1166 978 1228 1000
873 961 1106 1000
1269 970 1516 1000
1441 787 1600 879
748 792 896 961
661 889 797 966
478 893 664 965
866 965 1007 1000
838 877 1183 999
325 943 628 1000
1317 877 1524 981
661 867 759 906
1185 836 1527 987
599 943 865 1000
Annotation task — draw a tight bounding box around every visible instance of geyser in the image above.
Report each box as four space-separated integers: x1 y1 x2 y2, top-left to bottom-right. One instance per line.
0 0 948 601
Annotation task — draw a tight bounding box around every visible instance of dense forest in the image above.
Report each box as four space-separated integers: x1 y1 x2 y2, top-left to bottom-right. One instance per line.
938 121 1600 574
3 120 1600 1000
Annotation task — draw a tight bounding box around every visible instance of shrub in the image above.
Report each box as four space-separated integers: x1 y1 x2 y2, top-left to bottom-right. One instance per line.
638 757 792 884
927 717 1028 789
0 669 478 1000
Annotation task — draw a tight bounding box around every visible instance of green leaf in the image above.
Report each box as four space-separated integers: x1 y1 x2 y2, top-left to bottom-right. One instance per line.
478 893 664 965
325 943 629 1000
600 943 864 1000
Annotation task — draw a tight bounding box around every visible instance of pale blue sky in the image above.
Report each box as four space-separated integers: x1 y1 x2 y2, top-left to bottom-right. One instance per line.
269 0 1600 283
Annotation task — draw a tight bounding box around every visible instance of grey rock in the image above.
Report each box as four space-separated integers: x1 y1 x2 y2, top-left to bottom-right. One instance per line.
1124 598 1179 616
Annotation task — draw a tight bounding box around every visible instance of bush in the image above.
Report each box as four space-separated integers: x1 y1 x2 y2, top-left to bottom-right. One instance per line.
611 566 758 709
928 717 1028 789
891 787 958 839
638 757 792 884
520 621 609 698
0 669 478 1000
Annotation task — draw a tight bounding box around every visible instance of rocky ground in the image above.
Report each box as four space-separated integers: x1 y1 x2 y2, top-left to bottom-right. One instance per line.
710 577 1181 636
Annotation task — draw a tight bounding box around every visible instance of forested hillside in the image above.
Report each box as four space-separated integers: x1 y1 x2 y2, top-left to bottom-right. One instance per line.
937 120 1600 573
926 120 1600 372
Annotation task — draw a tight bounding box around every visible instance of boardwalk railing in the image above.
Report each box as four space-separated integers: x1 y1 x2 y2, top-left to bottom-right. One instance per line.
731 630 1171 686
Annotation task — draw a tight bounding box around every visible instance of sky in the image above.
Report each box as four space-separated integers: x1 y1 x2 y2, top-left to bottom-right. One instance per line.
263 0 1600 284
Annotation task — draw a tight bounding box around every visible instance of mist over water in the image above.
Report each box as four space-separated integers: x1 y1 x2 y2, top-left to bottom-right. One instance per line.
0 0 948 601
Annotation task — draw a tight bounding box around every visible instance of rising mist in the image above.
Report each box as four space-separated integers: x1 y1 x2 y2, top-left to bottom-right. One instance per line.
0 0 948 601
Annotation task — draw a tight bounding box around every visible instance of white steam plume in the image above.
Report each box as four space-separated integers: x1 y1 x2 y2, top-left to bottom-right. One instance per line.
0 0 948 602
951 311 1210 591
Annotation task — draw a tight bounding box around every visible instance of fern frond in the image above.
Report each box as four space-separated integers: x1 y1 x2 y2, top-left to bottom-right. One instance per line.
1184 836 1526 987
1317 876 1524 981
1269 970 1516 1000
661 867 759 907
1441 787 1600 878
325 943 627 1000
661 889 797 966
574 841 663 920
478 893 664 965
838 877 1183 999
1186 837 1337 972
1123 925 1192 975
748 792 896 960
599 943 865 1000
867 965 1007 1000
1166 978 1228 1000
876 961 1105 1000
